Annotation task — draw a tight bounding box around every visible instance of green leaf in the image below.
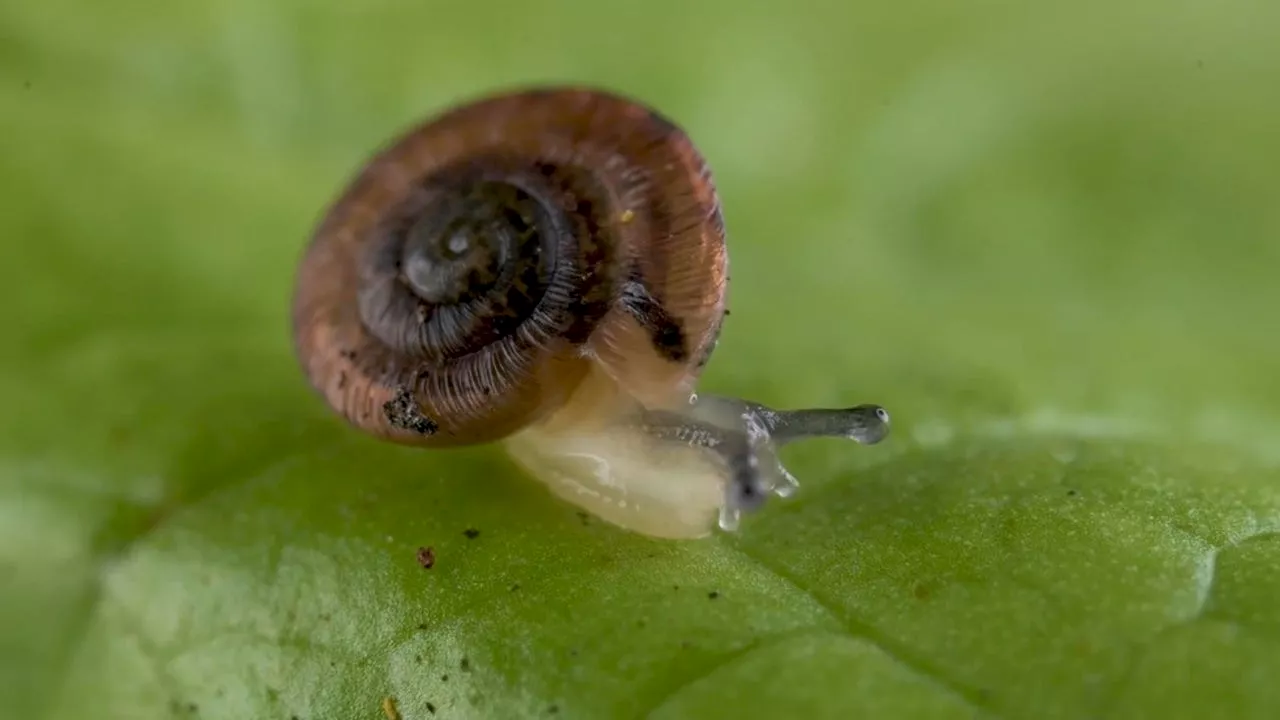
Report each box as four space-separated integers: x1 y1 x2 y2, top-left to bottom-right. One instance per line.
5 1 1280 718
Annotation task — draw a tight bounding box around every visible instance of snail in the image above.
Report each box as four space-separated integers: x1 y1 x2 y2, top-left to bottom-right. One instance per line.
291 86 890 539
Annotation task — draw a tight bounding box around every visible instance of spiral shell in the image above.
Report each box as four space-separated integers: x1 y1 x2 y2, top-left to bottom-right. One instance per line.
292 87 728 448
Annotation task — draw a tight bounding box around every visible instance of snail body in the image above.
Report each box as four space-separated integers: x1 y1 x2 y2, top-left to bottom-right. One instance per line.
292 86 889 539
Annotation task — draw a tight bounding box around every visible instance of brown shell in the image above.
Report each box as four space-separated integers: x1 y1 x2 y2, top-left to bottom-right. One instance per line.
291 86 728 447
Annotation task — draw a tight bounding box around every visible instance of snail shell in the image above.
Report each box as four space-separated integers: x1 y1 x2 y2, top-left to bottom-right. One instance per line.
292 86 733 537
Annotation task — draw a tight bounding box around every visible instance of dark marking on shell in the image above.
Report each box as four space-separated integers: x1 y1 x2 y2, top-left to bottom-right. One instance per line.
382 387 439 435
620 277 687 362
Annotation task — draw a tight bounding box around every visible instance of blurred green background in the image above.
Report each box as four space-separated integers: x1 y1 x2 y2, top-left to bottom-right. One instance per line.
4 0 1280 718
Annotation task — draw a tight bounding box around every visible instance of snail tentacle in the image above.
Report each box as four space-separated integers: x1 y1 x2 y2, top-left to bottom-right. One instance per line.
692 396 892 447
627 395 892 530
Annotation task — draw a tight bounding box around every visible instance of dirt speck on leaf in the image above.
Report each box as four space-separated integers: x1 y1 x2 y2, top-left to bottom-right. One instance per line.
463 528 480 539
417 546 435 569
